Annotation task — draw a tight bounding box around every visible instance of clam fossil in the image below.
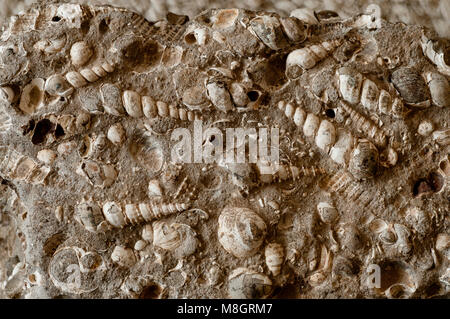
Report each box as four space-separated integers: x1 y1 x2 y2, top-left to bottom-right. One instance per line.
391 67 430 108
348 140 379 179
218 206 267 258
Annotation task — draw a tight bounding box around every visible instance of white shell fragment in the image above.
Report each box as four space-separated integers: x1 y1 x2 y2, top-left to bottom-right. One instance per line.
265 243 284 276
107 123 126 146
70 41 93 66
19 78 45 114
111 246 136 268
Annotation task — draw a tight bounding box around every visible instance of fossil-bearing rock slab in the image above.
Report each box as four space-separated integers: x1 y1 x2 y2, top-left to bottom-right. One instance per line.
0 3 449 298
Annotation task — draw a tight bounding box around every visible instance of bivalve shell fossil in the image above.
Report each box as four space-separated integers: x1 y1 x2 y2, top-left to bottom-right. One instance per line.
391 67 430 107
348 140 379 179
19 78 45 114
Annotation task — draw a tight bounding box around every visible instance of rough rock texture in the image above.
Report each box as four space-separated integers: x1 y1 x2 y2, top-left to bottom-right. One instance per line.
0 2 449 299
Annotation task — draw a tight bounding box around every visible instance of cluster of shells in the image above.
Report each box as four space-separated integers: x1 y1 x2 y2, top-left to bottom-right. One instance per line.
0 3 448 299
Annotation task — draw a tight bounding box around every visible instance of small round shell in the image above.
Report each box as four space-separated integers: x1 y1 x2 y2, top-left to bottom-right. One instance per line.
44 75 73 97
348 140 379 179
417 120 434 136
111 246 136 268
265 243 284 276
19 78 45 114
218 206 267 258
228 268 272 299
317 202 339 224
102 201 126 228
107 123 126 146
122 90 143 117
206 81 234 112
142 96 157 118
70 41 93 66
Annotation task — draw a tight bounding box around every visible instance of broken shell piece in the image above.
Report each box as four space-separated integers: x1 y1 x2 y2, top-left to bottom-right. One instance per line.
142 96 157 118
141 224 153 243
265 243 284 276
111 246 136 268
425 72 450 108
134 240 147 251
103 201 126 228
280 17 308 43
249 15 288 50
148 179 163 197
421 35 450 77
107 123 126 146
100 83 125 116
337 67 363 105
348 140 379 179
218 206 267 258
211 9 239 29
19 78 45 114
439 155 450 177
317 202 339 224
435 233 450 259
34 36 66 54
228 268 272 299
290 8 318 24
315 120 336 152
329 129 355 166
75 200 107 233
417 120 434 136
44 75 74 97
70 41 93 66
37 149 56 165
206 81 234 112
432 129 450 146
385 283 416 299
0 86 15 104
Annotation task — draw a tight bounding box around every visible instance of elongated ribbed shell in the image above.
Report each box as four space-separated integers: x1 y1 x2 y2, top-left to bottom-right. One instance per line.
218 206 267 258
265 243 284 276
286 40 340 73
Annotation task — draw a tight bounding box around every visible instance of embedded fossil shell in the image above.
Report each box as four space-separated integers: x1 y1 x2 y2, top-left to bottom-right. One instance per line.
435 233 450 259
439 155 450 178
286 40 340 74
66 71 87 88
329 129 355 166
141 224 153 243
280 17 308 43
122 90 143 117
19 78 45 114
303 113 320 137
317 202 339 224
290 8 318 24
107 123 126 146
206 81 234 112
265 243 284 276
432 129 450 145
44 74 73 97
100 83 125 116
418 120 434 136
391 67 430 107
153 221 198 258
249 15 288 50
218 206 267 258
111 246 136 268
315 119 336 152
0 86 15 104
148 179 163 197
70 41 93 66
421 35 450 77
34 36 66 54
385 283 416 299
75 200 107 233
228 267 272 299
337 67 363 104
37 149 56 165
348 140 379 179
425 72 450 108
211 8 239 29
102 201 126 228
360 78 379 111
142 95 157 118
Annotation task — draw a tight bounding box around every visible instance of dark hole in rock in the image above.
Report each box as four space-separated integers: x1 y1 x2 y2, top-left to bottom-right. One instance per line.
413 171 444 196
184 33 196 44
99 19 109 34
32 119 54 145
22 119 35 135
139 283 161 299
55 124 65 138
325 109 335 118
51 16 61 22
247 90 260 102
